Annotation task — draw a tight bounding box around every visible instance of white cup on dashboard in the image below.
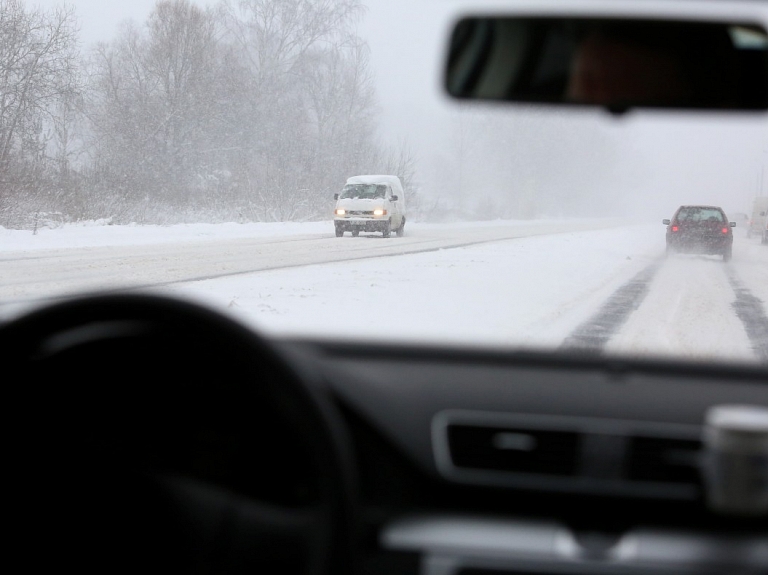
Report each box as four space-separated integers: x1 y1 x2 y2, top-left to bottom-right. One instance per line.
703 405 768 516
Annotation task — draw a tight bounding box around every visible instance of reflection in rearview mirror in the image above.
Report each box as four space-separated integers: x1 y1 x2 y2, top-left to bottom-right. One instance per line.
445 17 768 112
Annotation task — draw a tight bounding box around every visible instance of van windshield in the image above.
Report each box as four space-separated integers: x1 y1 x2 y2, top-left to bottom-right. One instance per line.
340 184 387 199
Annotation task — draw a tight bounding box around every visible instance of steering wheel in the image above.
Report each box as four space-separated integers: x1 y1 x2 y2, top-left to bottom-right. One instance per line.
3 293 356 575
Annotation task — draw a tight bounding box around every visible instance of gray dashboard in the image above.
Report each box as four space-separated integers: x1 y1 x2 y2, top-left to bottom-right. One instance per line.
284 339 768 575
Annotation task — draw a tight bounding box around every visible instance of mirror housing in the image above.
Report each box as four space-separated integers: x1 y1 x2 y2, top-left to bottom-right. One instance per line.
390 195 399 202
445 16 768 112
333 193 339 200
730 221 737 227
663 219 671 225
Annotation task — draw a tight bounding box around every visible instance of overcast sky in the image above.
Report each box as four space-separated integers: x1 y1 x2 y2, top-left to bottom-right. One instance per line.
27 0 768 217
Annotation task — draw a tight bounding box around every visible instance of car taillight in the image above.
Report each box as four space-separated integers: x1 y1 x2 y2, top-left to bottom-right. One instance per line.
722 227 729 234
671 226 679 232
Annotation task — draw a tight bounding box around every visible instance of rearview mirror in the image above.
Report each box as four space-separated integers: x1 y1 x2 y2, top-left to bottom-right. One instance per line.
445 16 768 112
390 195 399 202
663 219 671 225
730 222 737 227
333 193 339 200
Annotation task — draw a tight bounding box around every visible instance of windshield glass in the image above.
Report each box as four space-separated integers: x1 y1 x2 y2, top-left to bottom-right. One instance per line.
2 0 767 366
341 185 387 199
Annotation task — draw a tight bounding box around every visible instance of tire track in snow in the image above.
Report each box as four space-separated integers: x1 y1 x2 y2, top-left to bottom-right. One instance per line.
726 270 768 361
561 262 660 352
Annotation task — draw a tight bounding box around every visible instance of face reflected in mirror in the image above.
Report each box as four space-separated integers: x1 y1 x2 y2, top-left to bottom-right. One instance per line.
566 31 692 106
445 17 768 111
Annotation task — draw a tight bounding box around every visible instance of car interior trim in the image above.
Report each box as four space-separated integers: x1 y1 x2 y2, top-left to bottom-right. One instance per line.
381 515 768 575
432 410 703 499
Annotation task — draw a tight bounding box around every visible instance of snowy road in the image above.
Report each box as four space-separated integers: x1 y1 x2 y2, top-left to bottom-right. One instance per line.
0 219 621 302
1 219 767 363
160 223 767 363
605 238 768 362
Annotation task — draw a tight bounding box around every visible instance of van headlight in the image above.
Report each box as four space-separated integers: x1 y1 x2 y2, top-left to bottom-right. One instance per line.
373 208 387 216
335 209 346 216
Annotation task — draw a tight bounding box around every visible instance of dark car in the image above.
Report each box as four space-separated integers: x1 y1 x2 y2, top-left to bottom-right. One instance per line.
664 205 736 261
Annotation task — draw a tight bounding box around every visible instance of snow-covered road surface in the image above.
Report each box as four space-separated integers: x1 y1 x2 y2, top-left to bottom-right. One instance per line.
606 258 755 361
159 223 766 363
603 236 768 362
1 219 766 364
0 219 623 302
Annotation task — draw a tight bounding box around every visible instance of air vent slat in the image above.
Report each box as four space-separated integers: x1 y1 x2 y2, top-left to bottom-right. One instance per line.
434 411 703 499
447 424 579 476
626 436 702 485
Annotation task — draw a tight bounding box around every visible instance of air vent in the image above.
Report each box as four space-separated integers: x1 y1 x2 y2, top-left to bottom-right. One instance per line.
433 411 703 499
447 424 580 476
626 436 702 485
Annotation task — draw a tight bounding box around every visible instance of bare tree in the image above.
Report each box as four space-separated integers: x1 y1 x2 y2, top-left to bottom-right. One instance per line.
77 0 412 224
0 0 80 227
86 0 229 219
222 0 363 81
301 39 378 190
217 0 379 221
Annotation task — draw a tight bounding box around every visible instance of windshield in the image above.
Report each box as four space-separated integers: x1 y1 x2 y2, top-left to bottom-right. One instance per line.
2 0 768 366
341 185 388 199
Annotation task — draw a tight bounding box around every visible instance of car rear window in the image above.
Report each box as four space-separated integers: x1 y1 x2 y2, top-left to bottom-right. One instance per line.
676 207 725 222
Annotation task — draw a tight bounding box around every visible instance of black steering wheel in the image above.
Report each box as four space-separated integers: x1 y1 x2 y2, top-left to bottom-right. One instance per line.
3 293 356 574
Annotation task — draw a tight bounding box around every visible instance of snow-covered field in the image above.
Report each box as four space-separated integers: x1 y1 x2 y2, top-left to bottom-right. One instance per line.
1 219 766 363
0 220 331 251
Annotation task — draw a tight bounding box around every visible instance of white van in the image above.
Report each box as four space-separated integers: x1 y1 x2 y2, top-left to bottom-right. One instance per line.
333 175 406 237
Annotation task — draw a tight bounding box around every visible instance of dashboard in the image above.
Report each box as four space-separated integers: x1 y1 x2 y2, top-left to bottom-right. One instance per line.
288 338 768 575
4 294 767 575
